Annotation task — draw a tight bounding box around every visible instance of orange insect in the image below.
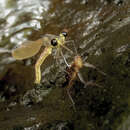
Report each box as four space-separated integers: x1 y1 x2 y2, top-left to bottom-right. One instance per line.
65 49 106 110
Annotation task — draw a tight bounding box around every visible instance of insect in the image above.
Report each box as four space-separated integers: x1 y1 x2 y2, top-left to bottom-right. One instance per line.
12 32 73 84
65 51 106 110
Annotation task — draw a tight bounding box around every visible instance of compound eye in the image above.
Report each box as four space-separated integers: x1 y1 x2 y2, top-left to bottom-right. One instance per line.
61 32 67 37
51 39 58 46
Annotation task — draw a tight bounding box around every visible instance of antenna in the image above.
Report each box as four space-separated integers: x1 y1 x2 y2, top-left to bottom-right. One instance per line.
72 40 78 55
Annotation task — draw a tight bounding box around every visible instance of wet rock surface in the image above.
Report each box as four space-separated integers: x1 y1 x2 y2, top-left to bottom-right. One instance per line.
0 0 130 129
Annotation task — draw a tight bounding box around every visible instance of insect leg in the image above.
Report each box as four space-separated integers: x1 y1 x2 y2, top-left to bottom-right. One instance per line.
60 49 70 67
84 62 106 76
35 62 41 84
61 44 73 54
67 88 76 111
56 47 60 65
35 47 52 84
66 72 77 111
78 70 102 88
65 40 78 54
77 72 86 85
65 40 75 44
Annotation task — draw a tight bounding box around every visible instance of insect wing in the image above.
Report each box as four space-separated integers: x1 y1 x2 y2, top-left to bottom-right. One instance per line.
12 39 43 60
12 34 60 60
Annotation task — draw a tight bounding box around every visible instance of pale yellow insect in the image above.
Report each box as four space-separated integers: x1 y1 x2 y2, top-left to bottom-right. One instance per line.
12 32 73 84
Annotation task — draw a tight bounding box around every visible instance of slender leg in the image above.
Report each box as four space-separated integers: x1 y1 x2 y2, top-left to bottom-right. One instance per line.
77 72 87 85
35 47 52 84
62 44 73 54
66 73 77 111
84 62 96 69
55 48 65 71
65 40 75 45
55 48 60 66
84 62 106 76
66 40 78 54
66 88 76 112
78 72 102 88
60 50 70 67
35 63 41 84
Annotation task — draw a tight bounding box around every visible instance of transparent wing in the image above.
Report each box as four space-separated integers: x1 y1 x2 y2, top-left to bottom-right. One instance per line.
12 39 43 60
12 34 59 60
